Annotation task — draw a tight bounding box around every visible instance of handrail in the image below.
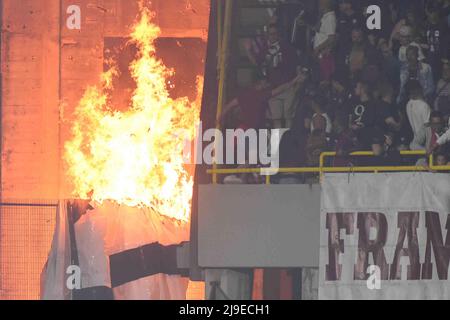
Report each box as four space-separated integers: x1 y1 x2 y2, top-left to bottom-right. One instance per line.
213 0 234 184
207 150 450 184
318 150 428 179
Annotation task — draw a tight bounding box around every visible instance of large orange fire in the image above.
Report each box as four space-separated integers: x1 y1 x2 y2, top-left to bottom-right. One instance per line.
65 7 203 222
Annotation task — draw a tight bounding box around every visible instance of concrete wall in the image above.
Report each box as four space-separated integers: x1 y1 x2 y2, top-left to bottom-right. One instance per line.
1 0 209 201
1 0 60 199
198 184 321 268
0 0 209 300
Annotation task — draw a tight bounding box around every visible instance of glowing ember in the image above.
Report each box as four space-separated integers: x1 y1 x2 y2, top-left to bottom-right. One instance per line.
65 7 203 222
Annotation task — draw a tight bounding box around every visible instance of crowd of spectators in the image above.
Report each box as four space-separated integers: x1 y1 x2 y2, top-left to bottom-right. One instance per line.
218 0 450 183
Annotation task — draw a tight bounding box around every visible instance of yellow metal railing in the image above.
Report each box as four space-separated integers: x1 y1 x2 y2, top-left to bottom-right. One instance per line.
207 150 450 184
213 0 234 184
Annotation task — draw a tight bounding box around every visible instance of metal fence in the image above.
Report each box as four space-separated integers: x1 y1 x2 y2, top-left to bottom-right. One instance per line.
208 150 450 184
0 201 57 300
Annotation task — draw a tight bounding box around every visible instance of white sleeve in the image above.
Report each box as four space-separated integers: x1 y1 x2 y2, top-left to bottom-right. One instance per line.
422 103 431 126
321 13 336 36
418 46 426 61
406 103 413 130
437 128 450 146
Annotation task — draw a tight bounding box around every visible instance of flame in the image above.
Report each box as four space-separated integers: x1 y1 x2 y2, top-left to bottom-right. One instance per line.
65 8 203 222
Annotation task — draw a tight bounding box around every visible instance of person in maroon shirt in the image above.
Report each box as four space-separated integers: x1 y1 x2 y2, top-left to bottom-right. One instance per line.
217 73 306 185
218 72 307 130
248 24 300 88
248 24 300 129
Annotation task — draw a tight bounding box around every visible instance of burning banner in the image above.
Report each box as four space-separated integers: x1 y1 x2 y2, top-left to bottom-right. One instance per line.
41 5 203 300
319 172 450 300
41 200 191 300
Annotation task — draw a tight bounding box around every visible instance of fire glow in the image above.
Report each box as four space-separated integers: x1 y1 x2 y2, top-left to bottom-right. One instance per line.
65 7 203 222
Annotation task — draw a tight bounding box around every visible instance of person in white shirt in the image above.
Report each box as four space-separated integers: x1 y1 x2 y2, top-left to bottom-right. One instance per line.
313 0 337 55
312 0 336 82
406 80 431 140
428 126 450 154
410 111 448 166
309 94 333 135
410 111 446 151
396 25 426 64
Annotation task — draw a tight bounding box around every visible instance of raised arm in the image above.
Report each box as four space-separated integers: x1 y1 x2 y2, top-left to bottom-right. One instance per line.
217 98 239 126
427 128 450 155
271 73 306 97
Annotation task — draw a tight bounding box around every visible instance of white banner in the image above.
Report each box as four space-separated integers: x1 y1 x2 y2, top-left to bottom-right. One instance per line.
319 172 450 300
41 200 190 300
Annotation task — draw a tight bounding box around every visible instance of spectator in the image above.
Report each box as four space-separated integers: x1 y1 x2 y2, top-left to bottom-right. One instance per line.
309 94 333 135
262 24 301 129
423 2 450 79
395 25 426 65
406 80 432 142
434 59 450 123
243 29 268 67
376 82 403 133
332 114 359 166
328 78 350 117
219 73 306 185
365 133 402 166
393 0 424 22
435 150 450 166
219 73 306 130
336 27 365 85
277 103 309 184
347 80 377 148
221 0 450 179
313 0 337 81
410 111 447 157
263 24 299 87
336 0 363 50
427 121 450 154
306 129 328 167
378 39 401 92
398 46 435 104
441 0 450 27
